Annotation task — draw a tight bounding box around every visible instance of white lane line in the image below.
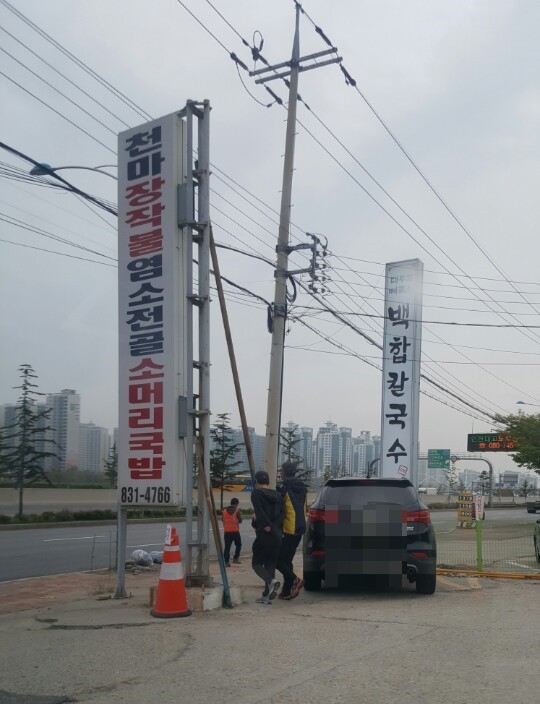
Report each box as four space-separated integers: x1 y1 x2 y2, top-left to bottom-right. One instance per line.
506 561 540 572
43 536 105 542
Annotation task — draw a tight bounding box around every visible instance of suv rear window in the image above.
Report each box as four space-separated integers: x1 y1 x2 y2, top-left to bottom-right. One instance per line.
318 483 418 508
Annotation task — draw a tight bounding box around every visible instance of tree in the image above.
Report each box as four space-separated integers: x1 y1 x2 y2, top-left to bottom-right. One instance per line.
457 478 467 494
0 365 58 517
494 412 540 475
210 413 243 510
478 470 490 495
322 461 348 482
443 466 458 502
104 443 118 488
518 477 535 500
279 424 313 485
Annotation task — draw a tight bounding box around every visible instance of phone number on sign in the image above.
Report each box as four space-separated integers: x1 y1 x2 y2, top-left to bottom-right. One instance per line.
120 486 171 504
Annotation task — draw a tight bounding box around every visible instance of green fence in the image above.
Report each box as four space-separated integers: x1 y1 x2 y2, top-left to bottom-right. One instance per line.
435 518 539 574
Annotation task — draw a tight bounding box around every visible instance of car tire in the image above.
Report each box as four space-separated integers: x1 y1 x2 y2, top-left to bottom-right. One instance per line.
415 573 436 595
535 538 540 564
303 572 322 592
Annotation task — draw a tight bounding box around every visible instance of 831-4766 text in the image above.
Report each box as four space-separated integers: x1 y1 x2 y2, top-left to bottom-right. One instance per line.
120 486 171 504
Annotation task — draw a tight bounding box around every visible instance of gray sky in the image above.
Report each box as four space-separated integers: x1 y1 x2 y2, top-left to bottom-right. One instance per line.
1 0 539 475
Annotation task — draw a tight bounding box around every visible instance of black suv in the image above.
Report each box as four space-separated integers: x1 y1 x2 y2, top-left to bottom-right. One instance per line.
303 477 437 594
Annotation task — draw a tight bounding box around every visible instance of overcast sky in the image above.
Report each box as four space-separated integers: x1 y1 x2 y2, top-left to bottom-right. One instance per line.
1 0 539 475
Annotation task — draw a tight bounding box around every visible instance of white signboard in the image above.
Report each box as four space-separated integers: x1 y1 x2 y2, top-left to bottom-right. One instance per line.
475 494 485 520
118 112 187 506
380 259 423 486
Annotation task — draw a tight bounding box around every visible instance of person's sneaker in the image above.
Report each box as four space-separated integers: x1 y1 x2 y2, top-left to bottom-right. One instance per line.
224 562 231 567
256 596 271 605
290 577 304 599
232 558 242 564
267 579 280 600
278 591 292 600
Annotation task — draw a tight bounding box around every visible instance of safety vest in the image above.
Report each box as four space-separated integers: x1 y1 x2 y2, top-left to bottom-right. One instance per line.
222 507 240 532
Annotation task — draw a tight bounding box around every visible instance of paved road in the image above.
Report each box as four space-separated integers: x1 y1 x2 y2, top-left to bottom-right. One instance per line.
1 508 537 582
0 520 258 582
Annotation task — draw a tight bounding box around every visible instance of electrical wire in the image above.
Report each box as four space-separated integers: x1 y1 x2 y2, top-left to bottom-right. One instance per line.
0 72 116 155
0 0 152 121
0 25 132 129
297 1 540 319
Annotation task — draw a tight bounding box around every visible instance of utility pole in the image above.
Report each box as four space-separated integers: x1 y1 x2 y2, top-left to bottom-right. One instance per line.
252 4 341 487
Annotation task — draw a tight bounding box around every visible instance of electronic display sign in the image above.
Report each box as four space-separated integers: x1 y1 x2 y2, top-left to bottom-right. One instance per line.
466 433 516 452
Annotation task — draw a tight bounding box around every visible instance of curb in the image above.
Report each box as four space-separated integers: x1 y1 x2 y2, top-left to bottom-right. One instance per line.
437 567 540 580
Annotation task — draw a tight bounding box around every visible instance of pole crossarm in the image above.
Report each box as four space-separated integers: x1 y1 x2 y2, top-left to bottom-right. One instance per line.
249 47 338 76
255 56 341 84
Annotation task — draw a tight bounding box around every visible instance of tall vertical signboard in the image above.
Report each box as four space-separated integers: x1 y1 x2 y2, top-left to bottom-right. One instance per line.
380 259 423 486
118 112 187 507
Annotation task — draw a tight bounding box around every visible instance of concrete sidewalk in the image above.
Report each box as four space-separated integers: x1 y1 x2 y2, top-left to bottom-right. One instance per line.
0 556 274 617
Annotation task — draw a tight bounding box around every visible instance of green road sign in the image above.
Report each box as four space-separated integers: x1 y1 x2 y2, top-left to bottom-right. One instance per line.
427 449 450 469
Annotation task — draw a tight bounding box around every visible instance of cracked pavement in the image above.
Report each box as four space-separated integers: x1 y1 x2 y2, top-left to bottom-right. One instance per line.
0 574 538 704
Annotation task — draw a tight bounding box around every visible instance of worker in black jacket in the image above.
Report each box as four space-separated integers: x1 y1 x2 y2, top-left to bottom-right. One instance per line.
250 470 285 605
276 461 307 599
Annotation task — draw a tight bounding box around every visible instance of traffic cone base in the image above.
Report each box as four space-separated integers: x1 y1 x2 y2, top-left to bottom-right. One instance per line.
151 531 191 618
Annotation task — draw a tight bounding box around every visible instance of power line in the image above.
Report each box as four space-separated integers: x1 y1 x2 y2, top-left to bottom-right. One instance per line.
0 45 118 137
0 72 116 155
297 0 540 319
0 237 116 267
0 213 117 261
0 0 152 121
0 142 118 216
0 25 132 129
178 0 540 406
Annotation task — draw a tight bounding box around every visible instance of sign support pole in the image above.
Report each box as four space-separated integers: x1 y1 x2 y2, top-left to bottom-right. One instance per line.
114 503 127 598
476 516 483 572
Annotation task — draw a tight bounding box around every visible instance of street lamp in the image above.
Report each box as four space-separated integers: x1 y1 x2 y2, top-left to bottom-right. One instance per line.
29 162 118 181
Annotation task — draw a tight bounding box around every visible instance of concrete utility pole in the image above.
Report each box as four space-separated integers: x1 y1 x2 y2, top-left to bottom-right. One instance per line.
252 5 341 487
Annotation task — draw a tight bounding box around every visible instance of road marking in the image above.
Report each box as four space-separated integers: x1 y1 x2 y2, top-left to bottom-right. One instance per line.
43 536 105 542
506 561 540 572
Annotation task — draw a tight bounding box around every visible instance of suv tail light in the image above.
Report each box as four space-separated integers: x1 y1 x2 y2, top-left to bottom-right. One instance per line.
307 508 339 524
308 507 325 522
406 509 431 526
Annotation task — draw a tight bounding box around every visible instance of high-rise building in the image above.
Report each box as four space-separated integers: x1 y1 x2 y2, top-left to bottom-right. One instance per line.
313 422 352 476
79 423 110 472
45 389 80 470
229 426 265 473
351 432 376 477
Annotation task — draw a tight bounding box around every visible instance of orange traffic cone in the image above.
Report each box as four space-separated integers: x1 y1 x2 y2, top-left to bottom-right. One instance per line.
151 527 192 618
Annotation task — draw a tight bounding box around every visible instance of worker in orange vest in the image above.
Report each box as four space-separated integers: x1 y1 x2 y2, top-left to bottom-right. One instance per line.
222 497 243 567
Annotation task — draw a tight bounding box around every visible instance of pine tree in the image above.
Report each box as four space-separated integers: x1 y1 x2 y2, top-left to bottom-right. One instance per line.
478 470 490 495
279 424 312 484
0 365 58 517
210 413 243 510
104 443 118 488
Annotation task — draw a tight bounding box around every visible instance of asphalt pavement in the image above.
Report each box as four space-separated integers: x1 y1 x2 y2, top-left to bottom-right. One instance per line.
0 520 257 582
1 508 537 582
